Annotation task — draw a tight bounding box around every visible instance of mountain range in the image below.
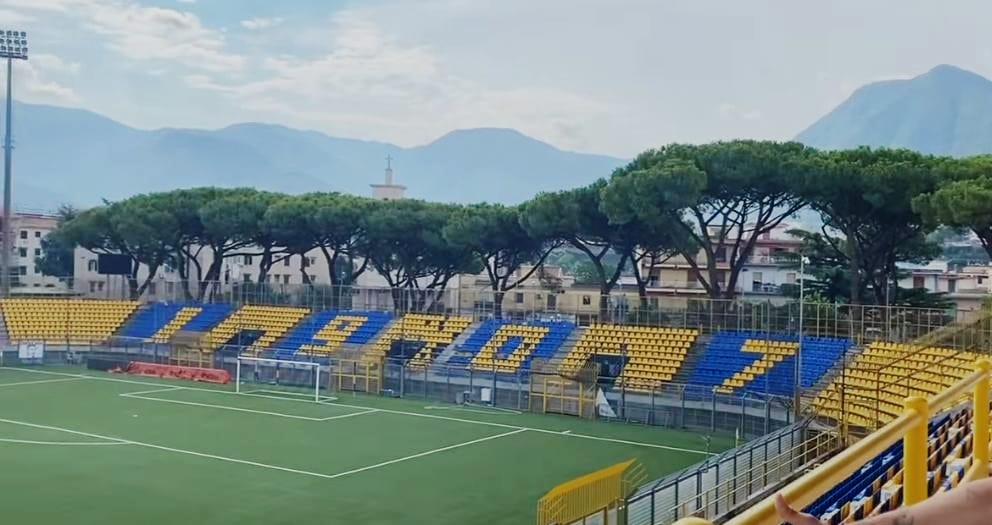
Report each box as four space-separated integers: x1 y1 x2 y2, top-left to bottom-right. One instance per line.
6 102 625 209
797 64 992 155
8 63 992 210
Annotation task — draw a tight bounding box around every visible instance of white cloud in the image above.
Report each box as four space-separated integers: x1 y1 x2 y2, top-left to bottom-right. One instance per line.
9 0 244 73
31 53 81 75
177 0 196 4
717 103 762 121
0 8 34 25
14 61 79 103
183 11 609 148
240 17 285 31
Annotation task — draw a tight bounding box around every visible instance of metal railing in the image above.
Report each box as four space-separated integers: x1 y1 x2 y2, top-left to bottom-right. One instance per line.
673 359 992 525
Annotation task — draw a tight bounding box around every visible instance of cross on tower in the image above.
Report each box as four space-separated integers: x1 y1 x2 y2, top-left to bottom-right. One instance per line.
385 155 393 170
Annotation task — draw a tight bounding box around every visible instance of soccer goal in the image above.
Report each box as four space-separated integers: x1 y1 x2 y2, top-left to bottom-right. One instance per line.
235 356 323 402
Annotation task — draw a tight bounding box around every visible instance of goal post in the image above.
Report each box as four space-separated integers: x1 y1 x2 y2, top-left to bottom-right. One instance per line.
235 356 323 402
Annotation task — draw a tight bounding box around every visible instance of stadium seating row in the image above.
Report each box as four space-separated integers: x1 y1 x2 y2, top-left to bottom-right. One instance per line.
815 342 981 428
804 410 974 523
371 313 473 366
447 319 574 373
1 298 139 343
558 325 699 391
688 331 851 397
273 310 393 359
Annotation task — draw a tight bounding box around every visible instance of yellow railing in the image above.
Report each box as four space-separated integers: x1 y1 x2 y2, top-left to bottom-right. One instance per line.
537 459 646 525
674 359 992 525
668 430 840 521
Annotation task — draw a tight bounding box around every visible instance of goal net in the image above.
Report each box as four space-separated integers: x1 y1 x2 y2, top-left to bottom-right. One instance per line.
235 356 323 402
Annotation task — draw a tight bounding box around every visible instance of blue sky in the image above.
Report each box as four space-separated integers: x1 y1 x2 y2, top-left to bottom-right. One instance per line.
1 0 991 157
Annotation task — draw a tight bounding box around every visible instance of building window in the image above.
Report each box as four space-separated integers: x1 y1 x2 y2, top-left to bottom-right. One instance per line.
34 248 40 257
19 230 26 239
307 256 316 266
17 247 26 258
283 257 291 267
948 279 957 293
581 295 591 306
88 260 97 272
89 281 97 293
243 274 252 283
243 255 253 265
147 282 157 295
34 231 40 238
515 293 524 304
17 266 25 275
283 275 290 284
97 281 104 291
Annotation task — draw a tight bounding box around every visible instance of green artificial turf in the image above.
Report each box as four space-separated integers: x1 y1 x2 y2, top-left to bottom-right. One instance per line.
0 366 733 524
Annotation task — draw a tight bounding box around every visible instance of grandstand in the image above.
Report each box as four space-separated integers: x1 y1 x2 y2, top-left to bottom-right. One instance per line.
366 312 473 366
275 310 393 360
2 296 991 525
449 319 574 372
204 304 310 353
815 341 982 429
1 298 138 343
687 331 852 396
558 324 698 391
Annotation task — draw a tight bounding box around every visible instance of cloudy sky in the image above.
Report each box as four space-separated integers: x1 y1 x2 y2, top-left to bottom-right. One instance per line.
0 0 989 157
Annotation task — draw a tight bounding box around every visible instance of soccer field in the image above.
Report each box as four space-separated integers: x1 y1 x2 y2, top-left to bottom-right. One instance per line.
0 366 733 524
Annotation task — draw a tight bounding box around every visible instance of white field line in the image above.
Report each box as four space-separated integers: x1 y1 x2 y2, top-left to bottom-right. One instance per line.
244 389 338 402
0 416 524 481
7 367 715 456
424 405 522 416
321 429 526 480
0 377 88 388
120 386 183 397
315 409 379 422
0 437 128 446
120 392 343 422
0 417 341 480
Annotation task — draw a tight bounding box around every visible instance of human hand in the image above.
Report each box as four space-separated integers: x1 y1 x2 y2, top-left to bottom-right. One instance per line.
774 494 825 525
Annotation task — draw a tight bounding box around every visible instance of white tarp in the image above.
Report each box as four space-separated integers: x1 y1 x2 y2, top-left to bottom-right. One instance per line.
18 341 44 360
596 388 617 418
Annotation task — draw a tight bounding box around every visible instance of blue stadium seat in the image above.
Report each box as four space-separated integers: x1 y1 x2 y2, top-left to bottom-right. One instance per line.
118 302 185 339
448 319 575 372
269 309 393 360
688 331 852 396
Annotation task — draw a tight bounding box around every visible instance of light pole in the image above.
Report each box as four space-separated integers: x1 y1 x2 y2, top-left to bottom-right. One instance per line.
0 30 27 296
793 255 809 420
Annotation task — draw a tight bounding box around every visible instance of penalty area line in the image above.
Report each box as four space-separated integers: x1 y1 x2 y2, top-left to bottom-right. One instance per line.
0 377 89 389
0 437 128 446
0 417 526 482
119 391 356 422
7 367 715 456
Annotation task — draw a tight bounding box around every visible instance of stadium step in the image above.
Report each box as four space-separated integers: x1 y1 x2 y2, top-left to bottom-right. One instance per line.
672 333 710 384
543 326 587 371
434 320 482 366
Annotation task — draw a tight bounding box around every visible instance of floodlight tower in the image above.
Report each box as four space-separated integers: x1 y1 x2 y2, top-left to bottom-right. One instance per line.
0 30 27 296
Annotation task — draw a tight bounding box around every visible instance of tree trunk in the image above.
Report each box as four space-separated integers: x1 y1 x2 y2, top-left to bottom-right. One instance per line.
846 237 861 305
493 287 505 319
599 283 610 322
176 248 194 301
257 246 273 285
198 252 224 302
390 286 406 314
